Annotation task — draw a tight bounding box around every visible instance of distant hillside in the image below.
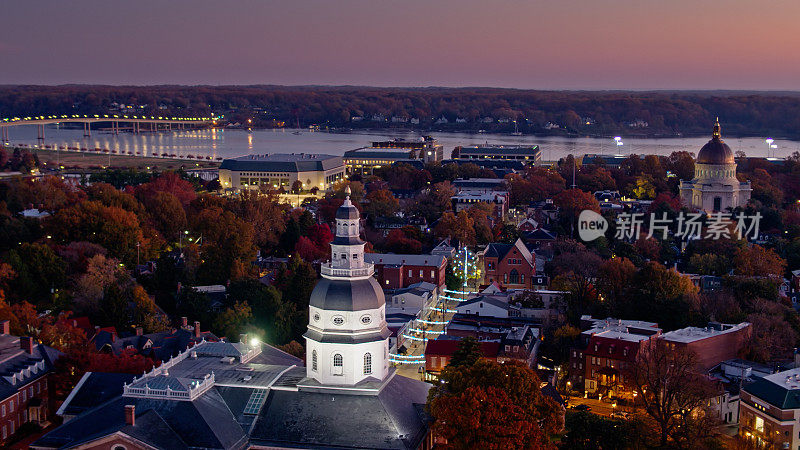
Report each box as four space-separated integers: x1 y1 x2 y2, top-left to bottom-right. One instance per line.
1 85 800 138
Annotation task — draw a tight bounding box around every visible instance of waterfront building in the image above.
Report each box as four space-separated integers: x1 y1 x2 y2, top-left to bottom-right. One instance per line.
679 120 752 212
452 144 541 165
344 137 443 174
218 153 345 191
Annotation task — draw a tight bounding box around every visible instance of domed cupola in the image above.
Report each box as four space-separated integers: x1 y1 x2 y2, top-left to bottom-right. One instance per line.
303 185 391 386
697 119 735 165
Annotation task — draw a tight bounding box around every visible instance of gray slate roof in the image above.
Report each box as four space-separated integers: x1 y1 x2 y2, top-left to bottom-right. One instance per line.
309 278 385 311
220 153 343 172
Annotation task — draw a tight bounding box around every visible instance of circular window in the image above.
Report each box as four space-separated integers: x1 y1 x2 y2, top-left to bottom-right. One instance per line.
332 316 345 326
360 315 372 325
313 313 320 322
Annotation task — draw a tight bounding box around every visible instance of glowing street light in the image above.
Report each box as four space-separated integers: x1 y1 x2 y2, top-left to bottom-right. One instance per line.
766 138 774 157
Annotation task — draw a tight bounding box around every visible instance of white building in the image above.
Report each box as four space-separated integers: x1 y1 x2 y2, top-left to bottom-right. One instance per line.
679 120 751 212
304 186 391 386
218 153 345 192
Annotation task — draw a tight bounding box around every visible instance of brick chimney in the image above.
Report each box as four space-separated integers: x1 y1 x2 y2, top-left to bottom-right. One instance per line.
0 320 9 335
124 405 135 426
181 316 188 328
239 333 248 344
194 321 201 338
20 336 35 354
135 327 143 336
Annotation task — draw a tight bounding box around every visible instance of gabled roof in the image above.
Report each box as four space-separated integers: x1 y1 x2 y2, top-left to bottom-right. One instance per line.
483 238 534 266
457 295 518 312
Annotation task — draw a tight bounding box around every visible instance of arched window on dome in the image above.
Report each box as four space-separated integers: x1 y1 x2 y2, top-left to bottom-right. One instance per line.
364 353 372 375
312 350 318 371
333 353 343 375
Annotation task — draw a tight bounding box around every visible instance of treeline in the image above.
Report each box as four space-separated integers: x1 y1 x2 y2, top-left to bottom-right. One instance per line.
3 86 800 137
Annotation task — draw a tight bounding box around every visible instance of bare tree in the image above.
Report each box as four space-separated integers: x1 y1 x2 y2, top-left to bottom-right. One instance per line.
625 340 720 448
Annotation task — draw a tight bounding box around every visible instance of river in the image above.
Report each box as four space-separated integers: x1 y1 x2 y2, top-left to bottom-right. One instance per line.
4 125 800 162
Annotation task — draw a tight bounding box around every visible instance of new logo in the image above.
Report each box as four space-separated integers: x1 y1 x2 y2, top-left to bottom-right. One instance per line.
578 210 608 242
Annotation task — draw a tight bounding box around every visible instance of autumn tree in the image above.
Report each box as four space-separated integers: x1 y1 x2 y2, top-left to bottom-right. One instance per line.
733 244 787 279
428 358 563 449
553 188 601 235
48 200 146 264
363 189 399 218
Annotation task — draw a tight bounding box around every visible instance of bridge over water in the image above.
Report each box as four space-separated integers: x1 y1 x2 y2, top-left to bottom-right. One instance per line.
0 114 216 142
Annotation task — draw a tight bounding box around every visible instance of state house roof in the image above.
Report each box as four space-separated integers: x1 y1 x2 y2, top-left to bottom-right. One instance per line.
34 340 431 450
219 153 343 172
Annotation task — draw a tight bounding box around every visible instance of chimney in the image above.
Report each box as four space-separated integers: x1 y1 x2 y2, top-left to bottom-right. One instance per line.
124 405 135 426
20 336 35 354
194 321 201 338
181 317 188 328
0 320 9 335
239 333 248 344
135 327 143 336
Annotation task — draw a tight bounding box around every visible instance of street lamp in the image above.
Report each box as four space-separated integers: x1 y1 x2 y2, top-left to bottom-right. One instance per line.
766 138 774 157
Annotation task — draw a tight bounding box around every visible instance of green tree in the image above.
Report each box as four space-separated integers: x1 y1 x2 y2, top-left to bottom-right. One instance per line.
3 243 67 306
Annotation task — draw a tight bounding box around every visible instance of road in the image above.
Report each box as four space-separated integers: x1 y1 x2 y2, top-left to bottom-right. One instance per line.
566 396 636 418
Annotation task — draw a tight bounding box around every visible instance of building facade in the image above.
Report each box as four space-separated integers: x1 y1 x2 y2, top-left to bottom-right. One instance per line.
365 253 447 290
739 368 800 449
660 322 752 371
480 238 536 290
218 153 345 191
0 322 61 446
452 145 541 165
344 137 443 175
679 120 752 212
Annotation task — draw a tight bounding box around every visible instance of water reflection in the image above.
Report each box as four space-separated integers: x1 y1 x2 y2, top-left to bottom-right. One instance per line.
3 124 800 161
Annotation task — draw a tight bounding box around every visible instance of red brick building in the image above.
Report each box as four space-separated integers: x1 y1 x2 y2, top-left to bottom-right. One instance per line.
365 253 447 290
480 238 536 290
569 317 662 397
660 322 752 371
425 339 501 378
0 321 61 445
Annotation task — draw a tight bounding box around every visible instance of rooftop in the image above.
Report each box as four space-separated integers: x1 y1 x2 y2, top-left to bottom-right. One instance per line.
35 339 431 450
219 153 343 172
743 368 800 410
660 322 750 344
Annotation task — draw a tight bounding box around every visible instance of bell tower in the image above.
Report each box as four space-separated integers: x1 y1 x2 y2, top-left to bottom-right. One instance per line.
303 186 391 385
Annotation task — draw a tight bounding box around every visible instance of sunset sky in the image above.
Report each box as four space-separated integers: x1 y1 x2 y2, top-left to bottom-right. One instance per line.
3 0 800 89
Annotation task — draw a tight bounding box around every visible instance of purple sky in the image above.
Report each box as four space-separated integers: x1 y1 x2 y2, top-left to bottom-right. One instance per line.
3 0 800 89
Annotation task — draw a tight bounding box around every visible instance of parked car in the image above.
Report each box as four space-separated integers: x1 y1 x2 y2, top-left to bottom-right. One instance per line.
571 404 591 411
